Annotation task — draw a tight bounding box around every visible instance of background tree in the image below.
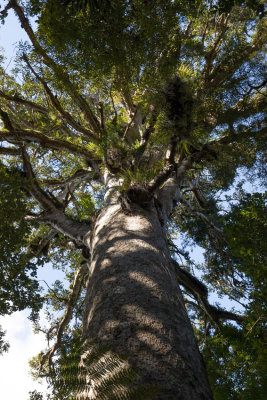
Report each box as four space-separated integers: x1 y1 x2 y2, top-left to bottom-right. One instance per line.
0 0 266 399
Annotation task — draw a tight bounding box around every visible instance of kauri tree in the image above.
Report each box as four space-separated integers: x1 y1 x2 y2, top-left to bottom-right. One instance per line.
0 1 266 399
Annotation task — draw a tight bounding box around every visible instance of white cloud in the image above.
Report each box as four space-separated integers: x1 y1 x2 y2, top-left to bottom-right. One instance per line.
0 310 48 400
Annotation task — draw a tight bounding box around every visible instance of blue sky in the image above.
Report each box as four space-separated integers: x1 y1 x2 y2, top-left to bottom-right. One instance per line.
0 3 30 70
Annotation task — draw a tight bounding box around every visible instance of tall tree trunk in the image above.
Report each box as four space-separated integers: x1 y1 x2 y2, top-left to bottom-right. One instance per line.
82 199 213 399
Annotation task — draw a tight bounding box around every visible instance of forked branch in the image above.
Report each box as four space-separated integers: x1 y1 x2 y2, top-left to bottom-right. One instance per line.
21 146 64 212
21 147 91 242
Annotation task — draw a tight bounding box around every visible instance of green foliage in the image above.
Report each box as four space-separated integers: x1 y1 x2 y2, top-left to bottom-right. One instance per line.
28 0 191 84
0 325 10 355
68 193 96 221
224 193 267 313
196 320 267 400
225 193 266 263
30 332 158 400
0 0 266 397
215 0 265 16
119 160 164 190
28 390 46 400
0 163 42 317
28 0 266 18
177 188 267 399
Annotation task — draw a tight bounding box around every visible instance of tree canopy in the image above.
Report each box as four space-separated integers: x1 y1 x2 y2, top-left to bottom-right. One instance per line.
0 0 266 399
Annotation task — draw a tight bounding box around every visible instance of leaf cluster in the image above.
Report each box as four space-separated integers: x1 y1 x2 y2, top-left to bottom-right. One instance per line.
0 163 42 317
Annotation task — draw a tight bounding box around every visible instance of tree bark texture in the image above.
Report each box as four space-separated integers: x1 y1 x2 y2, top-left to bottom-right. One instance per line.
82 200 213 400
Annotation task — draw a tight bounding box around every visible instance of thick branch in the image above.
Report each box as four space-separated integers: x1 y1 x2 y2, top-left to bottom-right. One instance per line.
147 163 175 194
140 105 158 143
156 123 264 221
0 128 98 162
26 212 90 244
207 125 265 152
0 146 20 155
0 107 13 130
155 121 264 221
123 108 137 139
208 41 265 88
21 148 91 242
217 93 266 126
155 124 259 220
189 180 207 209
132 107 158 166
116 74 135 115
183 19 193 38
0 89 48 114
41 168 102 188
6 103 37 131
174 261 244 324
53 175 89 203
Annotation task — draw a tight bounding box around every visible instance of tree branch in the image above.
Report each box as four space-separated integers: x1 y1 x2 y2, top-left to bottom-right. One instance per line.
21 147 91 242
116 74 135 115
217 93 266 126
132 106 158 166
109 87 118 126
21 146 64 212
204 13 230 79
0 146 20 155
0 107 14 130
0 89 48 114
177 191 224 238
0 128 99 162
174 261 244 324
22 54 97 141
39 262 88 372
41 168 103 188
28 229 57 257
155 121 264 213
10 0 101 140
26 211 90 244
155 156 194 221
153 122 262 221
208 42 264 88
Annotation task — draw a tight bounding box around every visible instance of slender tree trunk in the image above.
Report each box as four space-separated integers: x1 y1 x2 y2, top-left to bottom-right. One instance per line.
82 199 213 399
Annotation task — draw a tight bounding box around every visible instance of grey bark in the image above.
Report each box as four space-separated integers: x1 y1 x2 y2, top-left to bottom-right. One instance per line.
82 198 213 399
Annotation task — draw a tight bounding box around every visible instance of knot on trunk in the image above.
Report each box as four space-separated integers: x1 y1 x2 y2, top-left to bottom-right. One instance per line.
120 184 152 212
